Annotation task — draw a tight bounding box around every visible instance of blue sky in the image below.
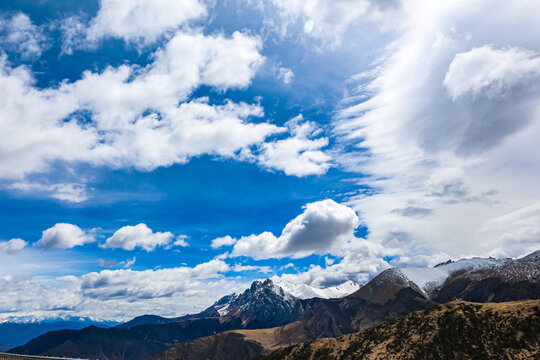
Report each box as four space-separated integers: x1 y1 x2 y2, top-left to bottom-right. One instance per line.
1 0 540 322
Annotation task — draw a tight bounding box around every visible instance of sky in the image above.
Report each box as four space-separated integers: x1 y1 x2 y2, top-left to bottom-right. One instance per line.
0 0 539 322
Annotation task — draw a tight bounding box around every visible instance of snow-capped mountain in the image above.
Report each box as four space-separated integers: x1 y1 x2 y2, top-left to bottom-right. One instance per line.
208 279 304 328
397 257 502 297
205 277 361 320
272 277 360 299
352 250 540 304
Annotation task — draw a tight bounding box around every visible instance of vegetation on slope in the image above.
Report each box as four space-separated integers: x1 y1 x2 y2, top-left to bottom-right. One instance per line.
261 300 540 360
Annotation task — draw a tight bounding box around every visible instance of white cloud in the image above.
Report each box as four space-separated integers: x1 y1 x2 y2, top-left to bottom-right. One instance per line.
444 46 540 100
36 223 95 250
173 235 189 247
0 8 340 186
8 181 89 203
231 264 273 273
0 29 291 180
0 238 27 254
264 0 403 45
334 0 540 260
211 235 237 249
101 224 174 252
0 259 248 322
230 199 360 259
255 115 332 176
479 203 540 258
277 66 294 84
85 0 206 45
0 13 48 59
275 238 388 287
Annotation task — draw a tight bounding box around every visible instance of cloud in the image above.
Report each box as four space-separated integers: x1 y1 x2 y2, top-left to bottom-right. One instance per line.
0 238 27 254
391 206 433 218
231 264 273 273
479 203 540 257
36 223 95 250
79 259 230 301
85 0 206 45
254 115 332 176
98 257 136 268
230 199 359 259
0 13 48 59
0 259 247 322
0 9 337 185
211 235 237 249
444 46 540 100
101 224 174 252
173 235 189 247
8 181 89 203
262 0 403 46
334 0 540 259
275 238 388 287
0 29 285 180
98 259 117 267
277 67 294 84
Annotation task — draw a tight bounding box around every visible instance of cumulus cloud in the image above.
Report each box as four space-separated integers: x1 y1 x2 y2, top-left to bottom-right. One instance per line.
211 235 237 249
173 235 189 247
0 259 247 322
0 13 48 59
0 238 27 254
230 199 360 259
101 224 174 252
36 223 95 250
79 259 231 301
0 29 282 180
0 4 337 184
275 238 388 287
334 0 540 259
444 46 540 100
254 115 332 176
85 0 206 45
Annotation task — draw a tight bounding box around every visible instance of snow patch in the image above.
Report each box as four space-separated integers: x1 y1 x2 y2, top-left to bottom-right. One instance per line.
400 257 502 295
272 277 360 299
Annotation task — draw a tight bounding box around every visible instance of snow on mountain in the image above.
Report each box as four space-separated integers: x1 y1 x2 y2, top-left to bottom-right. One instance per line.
271 277 360 299
399 257 502 296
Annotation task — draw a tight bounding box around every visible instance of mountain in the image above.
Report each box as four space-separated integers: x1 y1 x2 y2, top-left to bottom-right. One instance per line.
260 300 540 360
434 251 540 303
155 251 540 360
118 279 359 329
9 279 308 360
0 320 112 349
156 274 433 360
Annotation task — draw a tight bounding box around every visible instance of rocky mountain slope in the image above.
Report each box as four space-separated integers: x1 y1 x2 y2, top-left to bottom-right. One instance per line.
261 300 540 360
155 251 540 360
117 279 359 330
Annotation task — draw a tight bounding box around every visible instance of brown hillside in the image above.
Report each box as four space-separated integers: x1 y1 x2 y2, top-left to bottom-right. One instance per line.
261 300 540 360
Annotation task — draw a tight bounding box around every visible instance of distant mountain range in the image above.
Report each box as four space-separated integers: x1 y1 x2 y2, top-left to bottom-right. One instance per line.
0 320 113 350
10 250 540 360
116 279 360 329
